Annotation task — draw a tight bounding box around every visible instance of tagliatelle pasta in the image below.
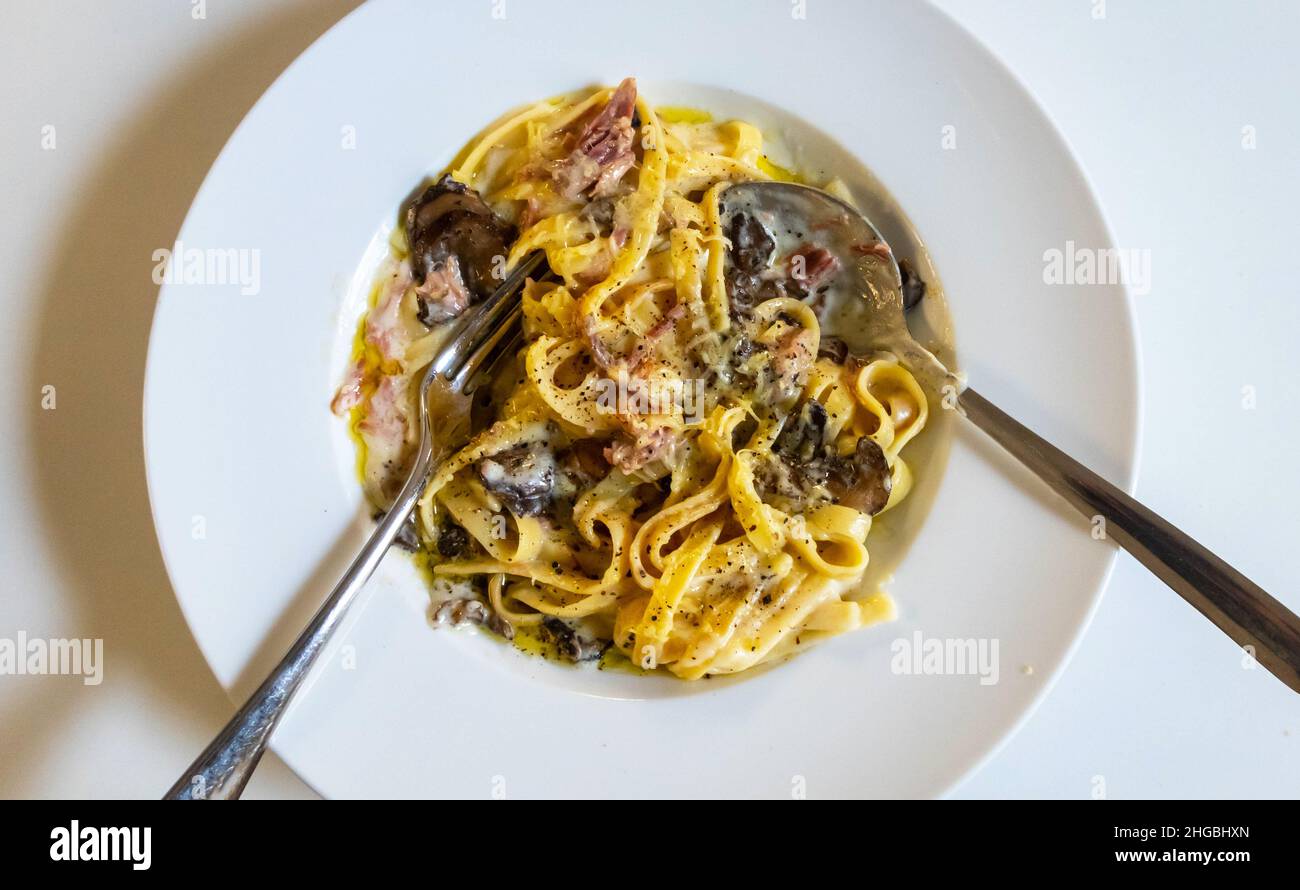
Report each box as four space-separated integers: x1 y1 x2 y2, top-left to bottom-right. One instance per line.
334 79 929 678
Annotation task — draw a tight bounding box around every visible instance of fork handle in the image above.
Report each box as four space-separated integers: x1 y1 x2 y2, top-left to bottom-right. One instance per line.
959 387 1300 693
163 432 437 799
164 254 539 800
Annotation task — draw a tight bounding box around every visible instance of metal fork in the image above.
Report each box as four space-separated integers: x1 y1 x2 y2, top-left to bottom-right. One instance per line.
164 251 545 799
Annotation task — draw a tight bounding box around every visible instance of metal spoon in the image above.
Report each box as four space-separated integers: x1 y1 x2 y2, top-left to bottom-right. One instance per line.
723 181 1300 694
163 251 546 799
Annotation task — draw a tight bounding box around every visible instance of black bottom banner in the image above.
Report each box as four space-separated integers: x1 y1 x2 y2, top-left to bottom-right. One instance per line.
0 802 1278 874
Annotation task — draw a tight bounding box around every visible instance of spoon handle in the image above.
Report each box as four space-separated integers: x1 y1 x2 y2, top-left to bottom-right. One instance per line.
959 386 1300 693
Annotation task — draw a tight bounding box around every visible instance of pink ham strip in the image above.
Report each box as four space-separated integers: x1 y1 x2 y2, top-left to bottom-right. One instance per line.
331 259 415 417
364 262 414 365
330 358 366 416
553 78 638 201
604 426 681 476
624 302 684 374
358 373 411 492
414 254 471 324
789 246 840 291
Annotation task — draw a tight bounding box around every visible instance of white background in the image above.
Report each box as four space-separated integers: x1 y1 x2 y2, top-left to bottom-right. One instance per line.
0 0 1295 799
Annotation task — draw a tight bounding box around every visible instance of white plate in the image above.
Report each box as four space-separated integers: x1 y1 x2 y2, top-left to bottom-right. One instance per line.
144 0 1140 798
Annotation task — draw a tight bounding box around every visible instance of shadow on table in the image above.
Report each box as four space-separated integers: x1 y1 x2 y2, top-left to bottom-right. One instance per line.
12 0 365 799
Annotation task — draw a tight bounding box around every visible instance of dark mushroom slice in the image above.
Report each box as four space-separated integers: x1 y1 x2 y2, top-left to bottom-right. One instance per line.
436 520 471 558
728 211 777 274
432 597 514 640
899 258 926 312
817 336 849 364
405 175 515 324
827 437 893 515
774 400 830 465
764 396 893 515
723 211 783 318
729 416 759 452
751 452 808 510
539 617 608 663
476 444 556 517
725 270 788 320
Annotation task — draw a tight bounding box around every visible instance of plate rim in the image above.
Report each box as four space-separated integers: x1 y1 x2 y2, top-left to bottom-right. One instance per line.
921 0 1145 797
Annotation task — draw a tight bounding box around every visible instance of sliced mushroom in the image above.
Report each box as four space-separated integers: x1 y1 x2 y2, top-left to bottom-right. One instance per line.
405 175 514 324
899 258 927 312
477 444 556 516
432 597 514 640
763 398 893 516
827 437 893 515
723 211 781 318
817 336 849 364
729 211 777 274
539 617 607 663
436 520 470 558
751 453 807 508
774 400 829 465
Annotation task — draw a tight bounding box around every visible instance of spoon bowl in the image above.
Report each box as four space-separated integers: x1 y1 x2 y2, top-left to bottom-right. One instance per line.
721 180 1300 695
720 181 958 394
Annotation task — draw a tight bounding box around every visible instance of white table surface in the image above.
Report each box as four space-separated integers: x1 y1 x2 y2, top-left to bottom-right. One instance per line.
1 0 1295 800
